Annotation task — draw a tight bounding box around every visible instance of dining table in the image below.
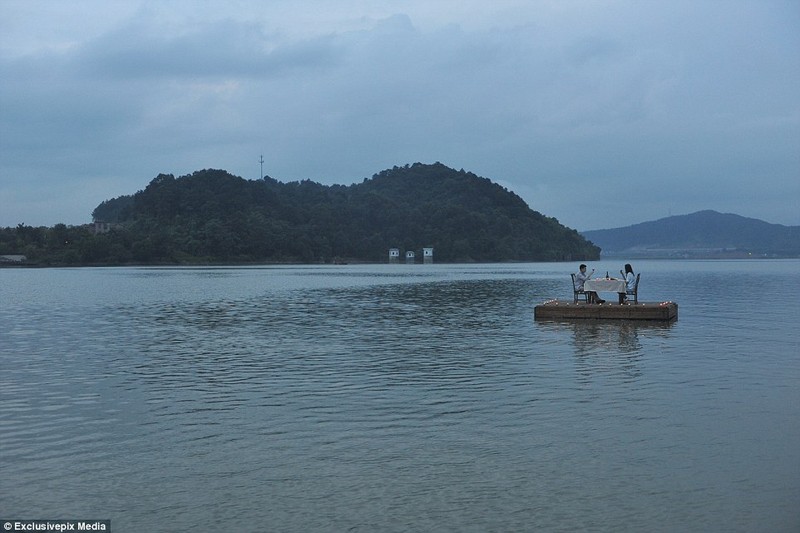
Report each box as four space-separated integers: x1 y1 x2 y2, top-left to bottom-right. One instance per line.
583 278 626 293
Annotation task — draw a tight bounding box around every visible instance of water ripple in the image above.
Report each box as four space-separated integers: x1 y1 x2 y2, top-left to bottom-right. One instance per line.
1 264 798 532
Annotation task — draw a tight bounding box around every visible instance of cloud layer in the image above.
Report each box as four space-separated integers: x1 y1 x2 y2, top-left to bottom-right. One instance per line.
1 0 798 230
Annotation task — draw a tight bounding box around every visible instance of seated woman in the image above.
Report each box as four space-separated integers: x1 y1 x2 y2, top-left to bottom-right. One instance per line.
618 263 635 304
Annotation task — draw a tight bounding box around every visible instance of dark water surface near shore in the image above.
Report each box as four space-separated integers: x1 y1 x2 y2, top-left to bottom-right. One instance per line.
2 261 798 532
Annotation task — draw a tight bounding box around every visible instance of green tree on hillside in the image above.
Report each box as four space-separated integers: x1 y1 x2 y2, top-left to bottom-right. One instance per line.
3 163 600 265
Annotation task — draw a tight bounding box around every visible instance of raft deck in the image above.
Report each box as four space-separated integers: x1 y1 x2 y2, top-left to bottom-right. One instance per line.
534 300 678 321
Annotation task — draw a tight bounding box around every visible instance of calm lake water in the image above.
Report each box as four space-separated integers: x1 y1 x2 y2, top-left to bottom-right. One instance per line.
1 260 798 532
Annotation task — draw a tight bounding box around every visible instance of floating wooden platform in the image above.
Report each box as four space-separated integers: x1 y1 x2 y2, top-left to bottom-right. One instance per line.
534 300 678 321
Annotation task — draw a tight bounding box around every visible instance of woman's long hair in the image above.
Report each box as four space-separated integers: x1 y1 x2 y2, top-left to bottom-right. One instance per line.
624 263 634 275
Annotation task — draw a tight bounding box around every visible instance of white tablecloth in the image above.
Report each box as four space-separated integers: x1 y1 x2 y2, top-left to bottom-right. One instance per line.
584 278 626 293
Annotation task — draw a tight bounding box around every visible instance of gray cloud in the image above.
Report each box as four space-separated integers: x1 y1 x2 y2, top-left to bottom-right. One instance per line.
1 0 798 230
77 18 342 80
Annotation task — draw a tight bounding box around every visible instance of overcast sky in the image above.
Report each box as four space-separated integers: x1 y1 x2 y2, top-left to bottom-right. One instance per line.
1 0 798 231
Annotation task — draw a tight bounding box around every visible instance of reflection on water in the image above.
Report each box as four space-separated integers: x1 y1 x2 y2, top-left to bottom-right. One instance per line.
539 319 674 354
537 319 675 384
1 263 799 533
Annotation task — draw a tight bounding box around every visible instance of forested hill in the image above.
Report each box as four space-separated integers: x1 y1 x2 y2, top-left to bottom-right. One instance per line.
84 162 598 264
0 163 598 265
581 210 800 258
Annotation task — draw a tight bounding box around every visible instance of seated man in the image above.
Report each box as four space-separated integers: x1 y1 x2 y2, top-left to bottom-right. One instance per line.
575 264 604 304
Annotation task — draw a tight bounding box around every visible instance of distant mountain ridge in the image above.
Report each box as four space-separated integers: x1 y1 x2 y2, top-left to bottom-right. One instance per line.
581 210 800 258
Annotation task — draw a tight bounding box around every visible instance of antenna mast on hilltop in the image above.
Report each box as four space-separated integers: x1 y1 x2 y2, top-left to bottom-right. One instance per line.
259 155 264 180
